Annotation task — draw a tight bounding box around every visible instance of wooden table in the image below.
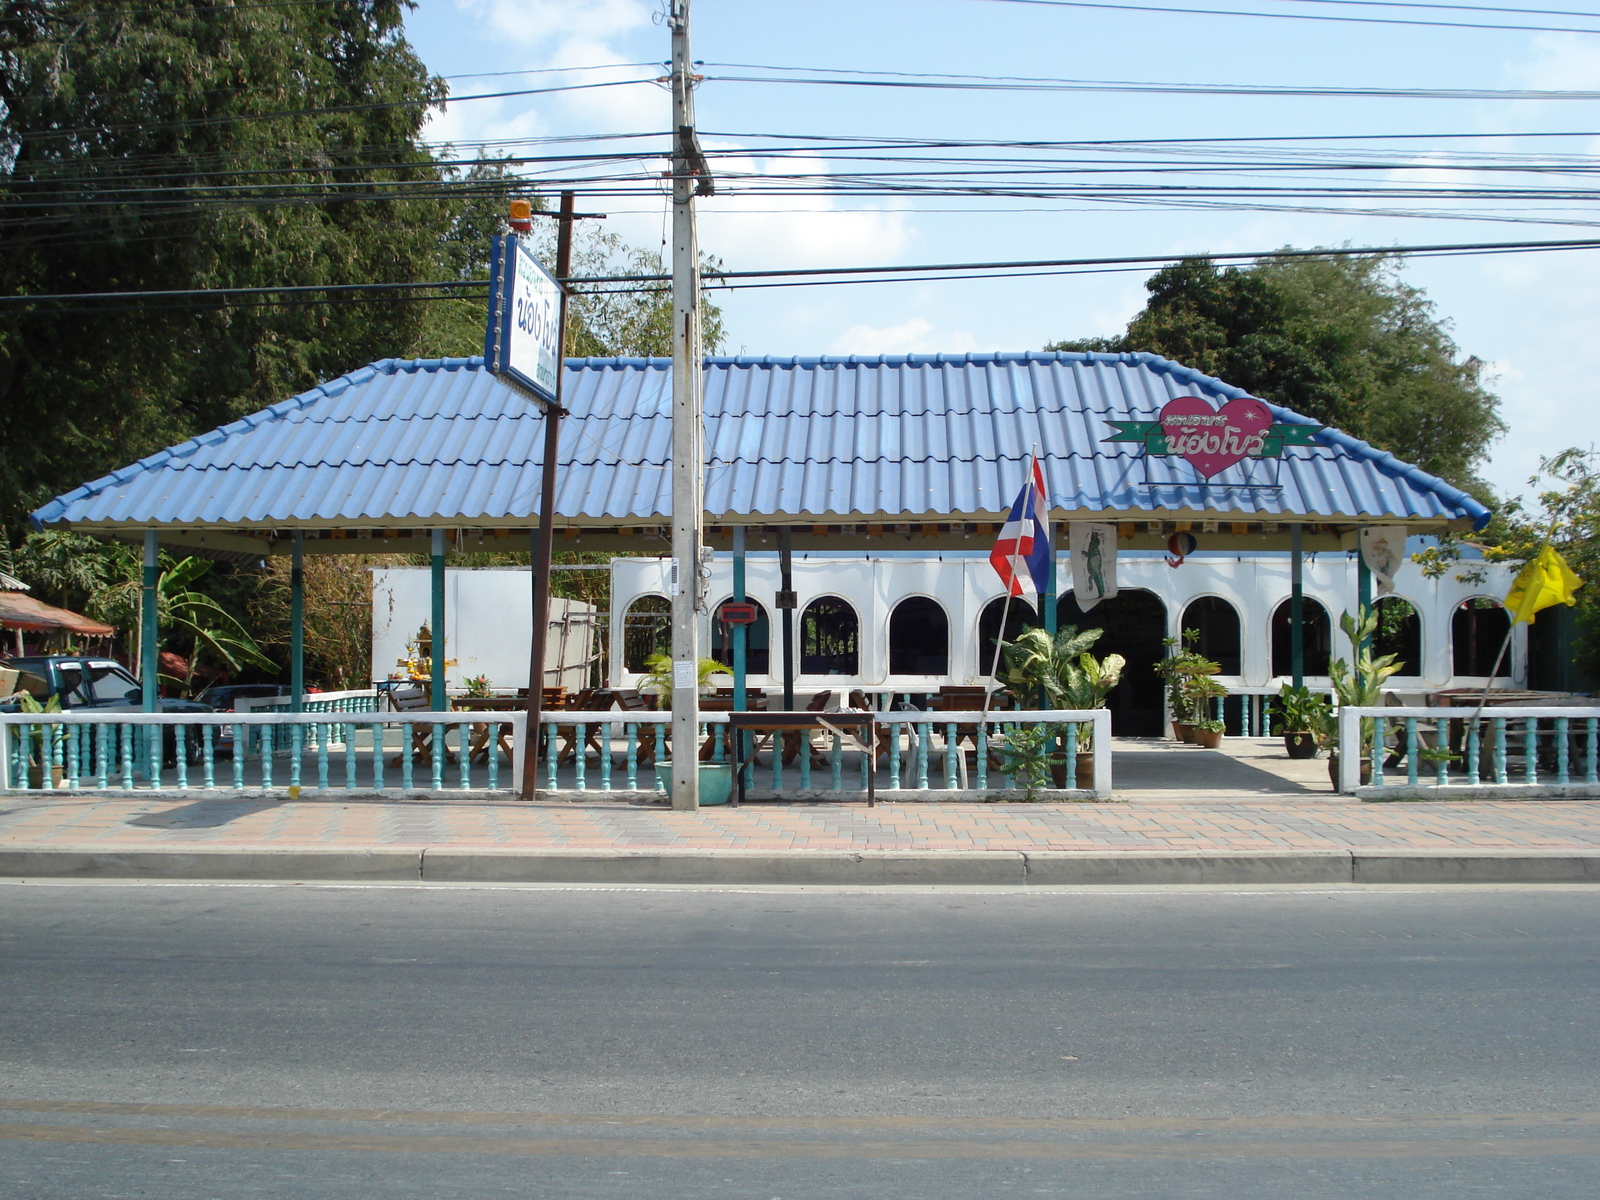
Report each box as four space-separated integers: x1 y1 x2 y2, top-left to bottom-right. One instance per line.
451 696 523 764
729 711 875 806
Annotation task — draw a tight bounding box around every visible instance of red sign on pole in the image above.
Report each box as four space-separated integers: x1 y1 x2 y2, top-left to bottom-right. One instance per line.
718 602 758 626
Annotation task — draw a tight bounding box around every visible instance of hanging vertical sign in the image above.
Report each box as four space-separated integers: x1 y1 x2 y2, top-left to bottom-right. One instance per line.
1070 522 1119 611
1359 526 1408 597
483 235 561 403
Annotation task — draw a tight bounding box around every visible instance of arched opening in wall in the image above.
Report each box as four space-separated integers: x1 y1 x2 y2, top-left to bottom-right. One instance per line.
889 597 949 675
1058 589 1168 736
1179 597 1242 675
977 597 1041 679
622 595 671 674
1374 596 1423 675
800 596 859 675
1453 598 1511 677
1271 598 1332 676
710 598 771 675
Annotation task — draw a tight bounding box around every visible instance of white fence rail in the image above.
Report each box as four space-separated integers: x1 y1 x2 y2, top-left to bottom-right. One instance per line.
0 708 1112 800
1336 705 1600 797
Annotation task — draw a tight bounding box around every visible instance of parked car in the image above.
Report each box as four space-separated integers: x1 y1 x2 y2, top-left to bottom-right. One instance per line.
1 655 213 763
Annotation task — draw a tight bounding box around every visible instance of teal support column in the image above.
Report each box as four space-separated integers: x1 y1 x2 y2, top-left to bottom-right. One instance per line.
731 526 747 711
431 529 447 711
140 531 159 712
290 533 305 713
1290 524 1305 689
1041 546 1058 712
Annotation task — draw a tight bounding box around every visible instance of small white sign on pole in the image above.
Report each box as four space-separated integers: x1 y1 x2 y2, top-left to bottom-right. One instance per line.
484 236 561 403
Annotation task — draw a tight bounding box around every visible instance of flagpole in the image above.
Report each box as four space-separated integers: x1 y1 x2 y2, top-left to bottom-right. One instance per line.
983 452 1038 722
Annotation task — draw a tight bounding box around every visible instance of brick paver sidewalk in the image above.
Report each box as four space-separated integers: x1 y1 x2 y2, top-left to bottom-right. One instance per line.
4 792 1600 854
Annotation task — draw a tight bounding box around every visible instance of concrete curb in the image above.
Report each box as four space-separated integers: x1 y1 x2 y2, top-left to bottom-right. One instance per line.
3 845 1600 884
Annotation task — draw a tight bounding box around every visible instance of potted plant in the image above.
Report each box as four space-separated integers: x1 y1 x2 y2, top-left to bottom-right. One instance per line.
1324 606 1406 789
15 692 64 788
993 721 1068 802
1275 683 1330 759
1154 633 1220 741
640 653 735 804
1001 626 1125 788
1192 717 1226 749
1178 673 1228 741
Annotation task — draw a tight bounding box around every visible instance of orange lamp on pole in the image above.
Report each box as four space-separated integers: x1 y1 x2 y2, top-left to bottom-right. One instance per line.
508 199 533 233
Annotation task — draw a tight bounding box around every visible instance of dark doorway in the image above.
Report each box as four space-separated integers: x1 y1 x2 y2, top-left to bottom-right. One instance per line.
1453 599 1511 677
1180 596 1242 675
1058 588 1168 736
1374 596 1423 676
889 597 949 675
1529 604 1593 692
800 596 859 675
711 598 771 675
1271 597 1332 676
622 595 671 673
977 596 1042 678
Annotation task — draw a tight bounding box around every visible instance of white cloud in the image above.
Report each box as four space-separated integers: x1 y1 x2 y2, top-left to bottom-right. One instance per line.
828 318 982 356
454 0 652 50
1507 33 1600 88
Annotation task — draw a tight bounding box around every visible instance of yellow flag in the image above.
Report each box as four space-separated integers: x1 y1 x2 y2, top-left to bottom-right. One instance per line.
1505 545 1582 625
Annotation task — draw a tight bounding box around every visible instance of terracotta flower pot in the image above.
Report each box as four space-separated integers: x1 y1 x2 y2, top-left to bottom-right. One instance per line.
1074 750 1096 789
1193 727 1223 749
1327 752 1372 789
1176 723 1197 744
1171 721 1185 742
1283 731 1319 759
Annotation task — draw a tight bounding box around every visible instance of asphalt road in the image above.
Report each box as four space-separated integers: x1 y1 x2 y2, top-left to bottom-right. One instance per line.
2 881 1598 1198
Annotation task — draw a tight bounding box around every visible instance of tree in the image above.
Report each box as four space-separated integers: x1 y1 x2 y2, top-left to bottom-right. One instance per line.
1049 253 1504 486
0 0 461 540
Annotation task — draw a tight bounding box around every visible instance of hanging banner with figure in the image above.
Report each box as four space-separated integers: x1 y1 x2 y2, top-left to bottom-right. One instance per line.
1070 522 1119 611
1359 526 1408 598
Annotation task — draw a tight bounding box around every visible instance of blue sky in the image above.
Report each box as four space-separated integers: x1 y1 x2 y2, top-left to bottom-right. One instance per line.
403 0 1600 502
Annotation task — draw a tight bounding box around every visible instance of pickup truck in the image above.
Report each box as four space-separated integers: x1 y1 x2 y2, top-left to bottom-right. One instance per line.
2 655 213 763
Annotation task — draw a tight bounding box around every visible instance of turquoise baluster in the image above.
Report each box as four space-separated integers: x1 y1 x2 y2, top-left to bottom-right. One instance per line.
373 723 387 791
1434 719 1449 787
289 724 303 788
599 721 612 793
944 723 957 790
832 730 844 791
1465 720 1480 786
486 718 499 790
232 724 246 789
65 723 79 788
1493 719 1508 784
316 727 330 790
798 727 810 790
1525 718 1539 784
399 723 412 790
459 722 470 790
771 725 781 791
345 725 356 789
653 724 666 793
172 724 188 790
547 723 559 791
976 722 988 790
147 722 160 789
888 721 901 789
1064 722 1078 788
1555 717 1570 785
430 722 444 790
1371 717 1386 787
121 724 134 790
916 722 929 790
574 723 587 791
96 723 110 789
1002 723 1016 790
626 723 638 790
1405 719 1419 786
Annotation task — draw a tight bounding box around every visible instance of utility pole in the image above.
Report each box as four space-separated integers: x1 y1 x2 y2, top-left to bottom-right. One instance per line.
668 0 713 809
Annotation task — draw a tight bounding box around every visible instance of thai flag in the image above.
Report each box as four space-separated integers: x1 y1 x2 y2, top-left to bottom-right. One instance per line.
990 458 1053 597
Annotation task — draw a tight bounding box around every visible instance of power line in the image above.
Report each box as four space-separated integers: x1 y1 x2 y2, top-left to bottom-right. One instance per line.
970 0 1600 34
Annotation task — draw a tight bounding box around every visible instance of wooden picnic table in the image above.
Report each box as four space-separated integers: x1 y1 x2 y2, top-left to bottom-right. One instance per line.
729 710 876 807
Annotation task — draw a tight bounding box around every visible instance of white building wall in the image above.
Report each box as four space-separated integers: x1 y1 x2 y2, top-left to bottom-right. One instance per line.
611 552 1522 695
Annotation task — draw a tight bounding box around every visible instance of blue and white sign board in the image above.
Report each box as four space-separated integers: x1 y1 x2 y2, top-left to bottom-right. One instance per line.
484 235 561 403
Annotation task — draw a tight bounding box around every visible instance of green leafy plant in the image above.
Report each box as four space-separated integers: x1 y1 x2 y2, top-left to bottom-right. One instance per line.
14 692 62 766
1275 683 1332 735
463 675 494 698
1324 606 1407 754
1154 632 1221 724
1000 626 1125 750
1195 718 1226 734
993 722 1068 802
640 654 731 708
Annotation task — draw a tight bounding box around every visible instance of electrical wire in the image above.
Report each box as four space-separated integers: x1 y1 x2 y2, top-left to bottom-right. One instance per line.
969 0 1600 34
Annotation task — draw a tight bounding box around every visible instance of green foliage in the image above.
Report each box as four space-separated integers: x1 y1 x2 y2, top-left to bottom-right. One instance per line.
1326 606 1407 751
1194 718 1226 734
993 721 1068 802
1049 253 1504 486
1001 626 1124 707
639 653 731 707
0 0 477 538
1275 683 1332 735
1153 632 1221 723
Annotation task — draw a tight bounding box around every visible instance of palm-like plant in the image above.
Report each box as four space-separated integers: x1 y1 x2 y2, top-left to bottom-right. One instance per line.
1001 625 1126 751
1325 606 1406 753
639 653 731 708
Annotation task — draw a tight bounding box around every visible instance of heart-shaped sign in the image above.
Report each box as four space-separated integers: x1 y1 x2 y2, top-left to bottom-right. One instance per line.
1157 395 1274 478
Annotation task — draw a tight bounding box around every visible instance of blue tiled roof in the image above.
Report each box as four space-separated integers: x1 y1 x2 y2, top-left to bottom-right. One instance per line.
31 351 1491 531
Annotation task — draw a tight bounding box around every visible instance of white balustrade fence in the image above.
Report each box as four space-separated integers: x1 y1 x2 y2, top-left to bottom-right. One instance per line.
0 708 1113 800
1336 705 1600 797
